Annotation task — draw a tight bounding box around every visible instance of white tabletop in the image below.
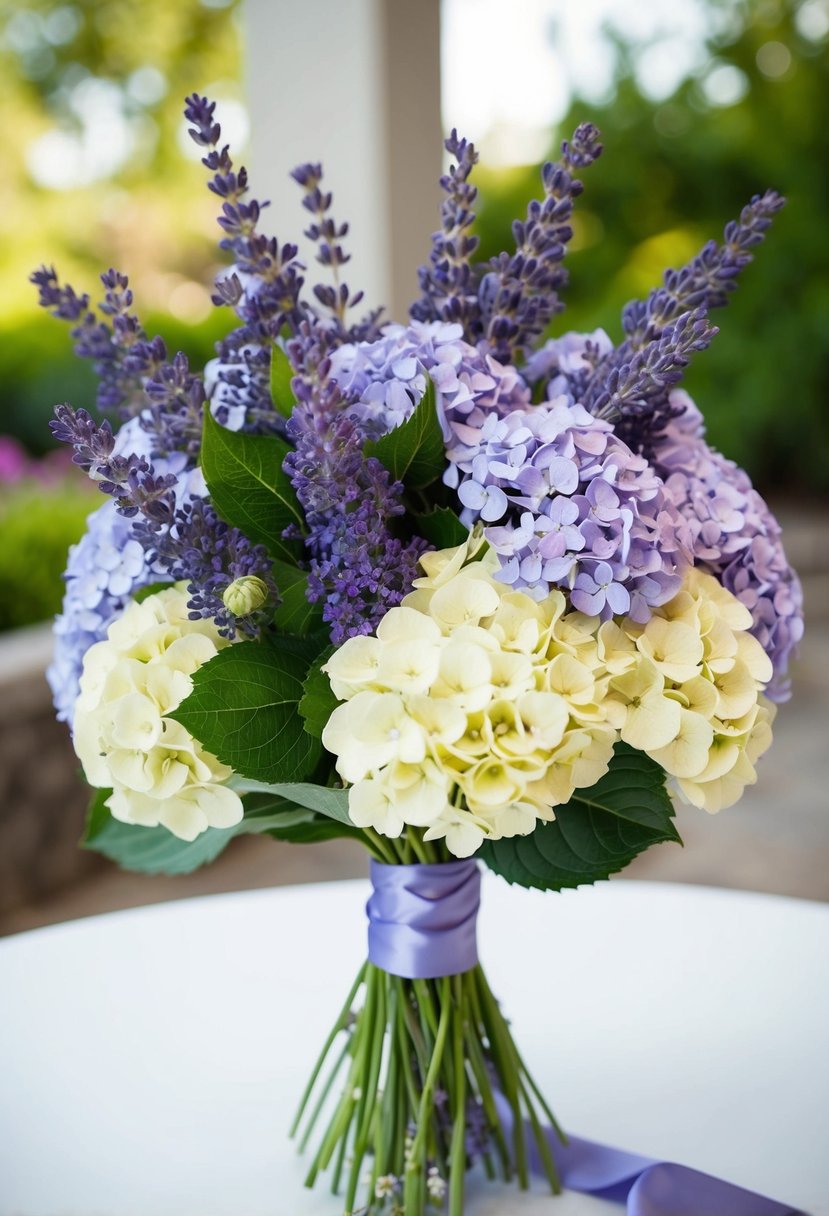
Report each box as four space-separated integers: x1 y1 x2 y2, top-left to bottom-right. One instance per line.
1 877 827 1216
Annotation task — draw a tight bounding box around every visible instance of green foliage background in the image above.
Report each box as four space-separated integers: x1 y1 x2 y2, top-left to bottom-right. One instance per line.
473 1 829 494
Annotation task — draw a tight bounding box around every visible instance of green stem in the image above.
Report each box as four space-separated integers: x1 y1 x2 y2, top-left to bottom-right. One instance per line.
448 974 467 1216
291 960 367 1137
405 976 452 1211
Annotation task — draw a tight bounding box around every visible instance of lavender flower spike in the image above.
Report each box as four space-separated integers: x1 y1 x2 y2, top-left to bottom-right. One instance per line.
411 129 480 335
291 162 382 341
476 122 603 364
621 190 786 349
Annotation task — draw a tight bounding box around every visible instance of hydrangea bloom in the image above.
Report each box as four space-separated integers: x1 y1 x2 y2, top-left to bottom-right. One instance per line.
654 391 804 700
47 417 190 725
329 320 530 441
322 538 618 858
73 584 243 841
322 540 775 854
445 394 693 621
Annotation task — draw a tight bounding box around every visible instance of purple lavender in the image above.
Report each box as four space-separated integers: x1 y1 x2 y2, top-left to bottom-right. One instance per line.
32 266 206 457
184 93 306 436
291 163 383 342
135 494 277 638
586 191 785 455
475 123 603 364
410 130 481 334
654 391 803 699
284 325 426 644
412 123 602 364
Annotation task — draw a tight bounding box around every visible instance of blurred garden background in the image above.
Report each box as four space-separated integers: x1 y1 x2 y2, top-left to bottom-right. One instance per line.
1 0 827 929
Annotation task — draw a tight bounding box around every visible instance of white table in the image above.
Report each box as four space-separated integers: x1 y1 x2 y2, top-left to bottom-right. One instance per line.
1 877 827 1215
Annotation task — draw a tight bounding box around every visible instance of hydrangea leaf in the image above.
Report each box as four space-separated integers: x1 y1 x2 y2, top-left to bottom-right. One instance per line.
364 380 445 489
171 637 321 784
201 408 303 564
229 779 352 825
413 506 469 550
133 580 175 603
83 788 239 875
271 558 323 637
298 647 338 738
82 788 356 876
270 343 297 419
479 745 681 891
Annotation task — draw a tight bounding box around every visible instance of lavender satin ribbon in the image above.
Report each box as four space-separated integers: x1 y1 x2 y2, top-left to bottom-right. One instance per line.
366 859 480 979
366 860 806 1215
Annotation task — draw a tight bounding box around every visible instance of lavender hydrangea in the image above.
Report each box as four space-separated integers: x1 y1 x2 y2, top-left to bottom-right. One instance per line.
329 320 531 441
47 418 186 724
446 389 692 619
654 391 804 699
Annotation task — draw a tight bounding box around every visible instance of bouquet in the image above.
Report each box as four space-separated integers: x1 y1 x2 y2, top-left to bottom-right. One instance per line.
38 95 803 1215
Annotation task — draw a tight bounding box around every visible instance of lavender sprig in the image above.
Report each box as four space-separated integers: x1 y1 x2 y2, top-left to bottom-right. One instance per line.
476 123 603 363
584 191 783 452
31 266 161 418
184 93 305 434
586 308 718 421
410 129 480 335
284 326 426 644
133 497 277 638
291 163 382 342
33 266 205 455
621 190 785 348
50 404 178 522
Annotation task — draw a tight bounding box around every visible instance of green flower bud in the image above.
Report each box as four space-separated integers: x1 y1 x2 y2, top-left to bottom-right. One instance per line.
222 575 269 617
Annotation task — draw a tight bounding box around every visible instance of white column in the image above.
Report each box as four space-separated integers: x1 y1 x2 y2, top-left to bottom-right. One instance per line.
242 0 442 322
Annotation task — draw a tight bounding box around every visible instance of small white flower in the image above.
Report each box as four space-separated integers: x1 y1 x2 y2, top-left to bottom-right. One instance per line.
375 1174 398 1199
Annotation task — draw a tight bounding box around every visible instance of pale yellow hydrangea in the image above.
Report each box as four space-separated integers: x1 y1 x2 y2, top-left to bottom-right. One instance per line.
322 536 617 857
73 584 243 841
601 566 775 811
321 540 775 856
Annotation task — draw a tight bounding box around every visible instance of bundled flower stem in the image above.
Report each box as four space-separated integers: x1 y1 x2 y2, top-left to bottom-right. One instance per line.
293 845 563 1216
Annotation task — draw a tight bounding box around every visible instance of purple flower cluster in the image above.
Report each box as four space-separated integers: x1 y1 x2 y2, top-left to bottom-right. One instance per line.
411 124 604 366
654 391 803 699
329 320 530 441
47 418 180 724
285 325 427 645
446 390 692 619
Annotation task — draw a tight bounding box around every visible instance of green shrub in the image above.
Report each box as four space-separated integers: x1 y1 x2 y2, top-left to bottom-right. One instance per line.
0 480 97 632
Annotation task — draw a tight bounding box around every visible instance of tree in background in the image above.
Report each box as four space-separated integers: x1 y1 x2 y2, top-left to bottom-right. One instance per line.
474 0 829 495
0 0 243 452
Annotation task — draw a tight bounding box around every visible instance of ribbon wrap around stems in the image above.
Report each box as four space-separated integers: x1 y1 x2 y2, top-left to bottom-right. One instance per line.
366 858 480 979
365 859 806 1215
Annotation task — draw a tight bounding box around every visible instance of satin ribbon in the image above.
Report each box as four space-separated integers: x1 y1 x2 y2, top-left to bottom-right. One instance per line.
366 858 480 979
366 860 807 1215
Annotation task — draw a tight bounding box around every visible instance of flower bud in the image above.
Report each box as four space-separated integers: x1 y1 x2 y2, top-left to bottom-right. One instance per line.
222 575 269 617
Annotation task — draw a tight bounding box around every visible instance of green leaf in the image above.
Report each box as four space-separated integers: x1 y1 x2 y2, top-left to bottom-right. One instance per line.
299 647 337 738
480 745 681 892
239 797 364 845
171 638 321 783
230 778 352 825
270 343 297 419
271 557 323 636
82 788 356 875
201 408 303 563
364 380 445 489
83 789 238 875
414 506 469 550
134 580 175 604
